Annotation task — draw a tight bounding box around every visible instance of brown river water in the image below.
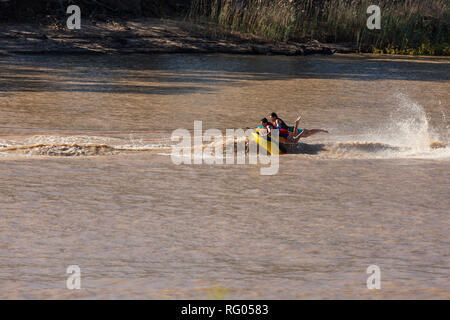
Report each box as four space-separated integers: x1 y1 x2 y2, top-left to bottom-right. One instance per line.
0 53 449 299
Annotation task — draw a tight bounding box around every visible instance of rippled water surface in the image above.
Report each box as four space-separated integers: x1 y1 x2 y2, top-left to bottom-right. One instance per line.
0 54 449 299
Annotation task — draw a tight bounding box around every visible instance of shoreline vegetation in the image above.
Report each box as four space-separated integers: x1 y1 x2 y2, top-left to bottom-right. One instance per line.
0 0 448 56
188 0 449 56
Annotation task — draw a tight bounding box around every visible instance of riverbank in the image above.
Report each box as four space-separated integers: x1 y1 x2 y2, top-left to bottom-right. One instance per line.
0 18 354 56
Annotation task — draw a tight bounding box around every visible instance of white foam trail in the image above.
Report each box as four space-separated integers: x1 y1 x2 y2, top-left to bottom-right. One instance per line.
116 144 171 151
0 134 171 157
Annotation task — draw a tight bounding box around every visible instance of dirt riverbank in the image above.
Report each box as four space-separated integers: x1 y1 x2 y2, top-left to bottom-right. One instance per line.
0 18 355 56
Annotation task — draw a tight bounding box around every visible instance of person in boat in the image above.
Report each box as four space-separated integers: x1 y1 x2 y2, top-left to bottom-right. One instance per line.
256 118 274 137
258 118 274 129
258 117 301 142
269 112 329 140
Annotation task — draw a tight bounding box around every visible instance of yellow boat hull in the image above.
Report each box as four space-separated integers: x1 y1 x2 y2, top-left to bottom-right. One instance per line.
251 132 286 155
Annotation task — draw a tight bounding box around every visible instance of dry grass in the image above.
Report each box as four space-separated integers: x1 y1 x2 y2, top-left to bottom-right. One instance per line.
188 0 450 55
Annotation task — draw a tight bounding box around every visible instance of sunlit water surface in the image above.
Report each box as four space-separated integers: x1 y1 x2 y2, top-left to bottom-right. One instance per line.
0 54 449 299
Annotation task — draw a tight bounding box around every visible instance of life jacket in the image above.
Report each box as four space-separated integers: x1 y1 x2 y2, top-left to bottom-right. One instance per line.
279 128 290 138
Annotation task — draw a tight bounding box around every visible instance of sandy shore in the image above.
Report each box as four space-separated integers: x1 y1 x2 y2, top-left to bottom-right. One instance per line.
0 18 355 56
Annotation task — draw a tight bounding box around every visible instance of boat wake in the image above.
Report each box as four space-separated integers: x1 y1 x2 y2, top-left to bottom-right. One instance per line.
318 140 448 159
1 95 448 160
0 135 170 157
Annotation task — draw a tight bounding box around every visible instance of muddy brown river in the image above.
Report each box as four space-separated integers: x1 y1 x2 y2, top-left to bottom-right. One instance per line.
0 53 449 299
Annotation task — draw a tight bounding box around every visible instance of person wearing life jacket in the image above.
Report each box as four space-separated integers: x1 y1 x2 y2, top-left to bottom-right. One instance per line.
268 112 303 141
257 118 275 137
270 112 290 130
269 112 329 141
260 118 275 129
259 117 292 140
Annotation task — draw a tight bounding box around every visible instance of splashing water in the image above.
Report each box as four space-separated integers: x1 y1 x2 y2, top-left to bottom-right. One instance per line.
1 95 447 160
331 94 450 159
377 94 434 151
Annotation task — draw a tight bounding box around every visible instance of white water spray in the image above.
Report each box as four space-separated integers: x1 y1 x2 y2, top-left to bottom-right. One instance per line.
330 94 449 159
